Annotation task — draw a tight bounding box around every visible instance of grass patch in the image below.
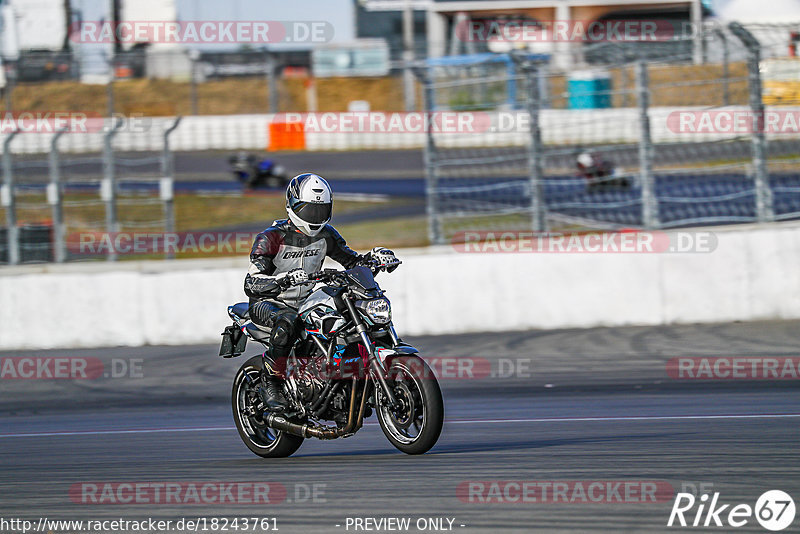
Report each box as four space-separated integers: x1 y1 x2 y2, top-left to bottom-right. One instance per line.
337 216 429 250
5 192 426 260
5 76 417 115
11 192 386 232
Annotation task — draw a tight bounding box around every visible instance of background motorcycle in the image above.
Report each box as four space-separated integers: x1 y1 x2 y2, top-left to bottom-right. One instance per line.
228 152 289 189
576 151 631 191
219 262 444 458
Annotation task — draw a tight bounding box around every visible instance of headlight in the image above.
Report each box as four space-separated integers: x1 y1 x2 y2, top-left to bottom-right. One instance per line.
364 298 391 324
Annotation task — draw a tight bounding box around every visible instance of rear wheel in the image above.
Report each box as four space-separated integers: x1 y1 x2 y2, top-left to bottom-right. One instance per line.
376 355 444 455
231 355 304 458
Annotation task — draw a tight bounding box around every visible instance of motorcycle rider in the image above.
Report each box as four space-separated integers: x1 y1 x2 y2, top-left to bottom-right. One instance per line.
244 173 400 412
576 151 611 181
229 151 287 189
576 150 629 191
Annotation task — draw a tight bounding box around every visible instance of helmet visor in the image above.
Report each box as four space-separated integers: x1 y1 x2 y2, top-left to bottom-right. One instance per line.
291 200 332 225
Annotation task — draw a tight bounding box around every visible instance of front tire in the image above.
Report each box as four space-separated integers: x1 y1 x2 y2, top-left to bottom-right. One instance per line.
231 355 304 458
376 355 444 455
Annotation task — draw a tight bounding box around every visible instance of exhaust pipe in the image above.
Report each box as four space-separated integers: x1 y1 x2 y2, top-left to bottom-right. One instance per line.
265 377 370 440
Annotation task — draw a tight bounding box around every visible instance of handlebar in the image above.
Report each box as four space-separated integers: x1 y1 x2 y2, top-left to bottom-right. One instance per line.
302 259 401 285
304 268 345 284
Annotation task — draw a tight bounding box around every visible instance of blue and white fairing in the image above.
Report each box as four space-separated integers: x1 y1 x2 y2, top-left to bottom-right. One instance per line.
298 287 346 339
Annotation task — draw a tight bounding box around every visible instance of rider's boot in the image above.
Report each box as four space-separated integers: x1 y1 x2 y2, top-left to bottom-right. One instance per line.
259 346 290 413
259 375 288 412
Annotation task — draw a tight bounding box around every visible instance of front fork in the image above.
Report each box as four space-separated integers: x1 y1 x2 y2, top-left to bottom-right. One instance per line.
343 294 399 407
387 325 401 345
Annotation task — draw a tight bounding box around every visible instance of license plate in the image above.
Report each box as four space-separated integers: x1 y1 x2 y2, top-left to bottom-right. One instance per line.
219 325 247 358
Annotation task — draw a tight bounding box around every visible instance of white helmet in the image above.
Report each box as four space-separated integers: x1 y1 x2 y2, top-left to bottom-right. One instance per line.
577 152 595 169
286 173 333 236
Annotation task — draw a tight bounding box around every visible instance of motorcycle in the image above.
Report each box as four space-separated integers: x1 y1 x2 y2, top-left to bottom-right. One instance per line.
576 151 631 191
228 152 289 190
219 261 444 458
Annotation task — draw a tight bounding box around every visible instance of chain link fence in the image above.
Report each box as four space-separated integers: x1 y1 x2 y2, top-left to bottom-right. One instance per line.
0 118 180 264
416 54 532 242
418 22 800 244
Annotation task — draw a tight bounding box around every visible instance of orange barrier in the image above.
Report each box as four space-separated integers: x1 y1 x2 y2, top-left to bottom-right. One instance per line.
268 121 305 151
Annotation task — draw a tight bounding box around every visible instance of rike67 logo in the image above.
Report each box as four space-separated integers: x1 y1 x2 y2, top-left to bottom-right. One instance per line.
668 490 796 531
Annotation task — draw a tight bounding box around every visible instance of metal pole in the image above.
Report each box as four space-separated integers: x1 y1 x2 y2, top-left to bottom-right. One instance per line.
402 0 416 111
511 51 546 232
106 51 115 118
161 116 182 260
636 61 659 229
415 67 442 245
2 131 19 264
49 129 68 263
191 57 198 115
523 62 546 232
716 28 730 106
102 117 124 261
266 51 278 113
4 76 13 114
691 0 703 65
729 22 773 223
3 63 16 113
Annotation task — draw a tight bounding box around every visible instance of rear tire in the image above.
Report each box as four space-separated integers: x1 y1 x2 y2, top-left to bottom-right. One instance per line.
376 355 444 455
231 355 304 458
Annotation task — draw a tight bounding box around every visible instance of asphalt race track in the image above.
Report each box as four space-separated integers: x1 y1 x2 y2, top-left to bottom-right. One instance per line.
1 320 799 533
14 139 800 182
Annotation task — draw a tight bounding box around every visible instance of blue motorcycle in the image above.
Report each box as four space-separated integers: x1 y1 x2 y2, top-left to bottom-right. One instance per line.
229 152 289 190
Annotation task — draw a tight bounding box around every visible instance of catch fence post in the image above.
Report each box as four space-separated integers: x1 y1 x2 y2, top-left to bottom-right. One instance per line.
49 129 68 263
512 53 547 233
729 22 773 223
636 61 659 229
161 116 182 260
414 66 444 246
2 131 19 264
102 118 124 261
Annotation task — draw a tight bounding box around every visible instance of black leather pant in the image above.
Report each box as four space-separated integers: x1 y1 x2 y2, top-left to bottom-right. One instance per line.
249 300 299 368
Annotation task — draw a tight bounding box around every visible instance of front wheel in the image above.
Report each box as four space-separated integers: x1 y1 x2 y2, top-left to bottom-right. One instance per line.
231 355 304 458
376 355 444 455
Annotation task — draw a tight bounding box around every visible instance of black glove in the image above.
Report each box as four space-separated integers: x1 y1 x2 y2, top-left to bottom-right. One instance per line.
370 247 401 273
280 268 309 287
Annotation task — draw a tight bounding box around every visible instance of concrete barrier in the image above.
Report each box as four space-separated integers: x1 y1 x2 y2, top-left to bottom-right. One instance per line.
0 222 799 350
